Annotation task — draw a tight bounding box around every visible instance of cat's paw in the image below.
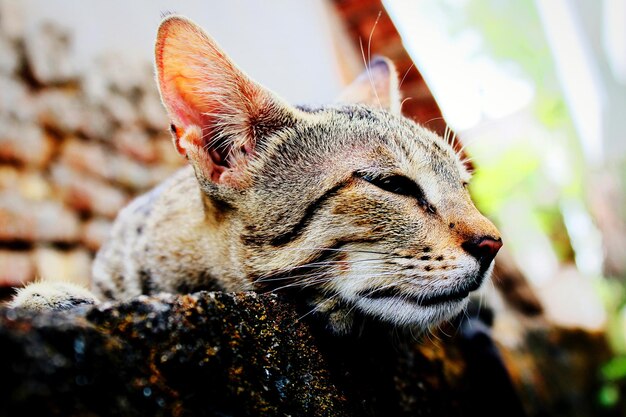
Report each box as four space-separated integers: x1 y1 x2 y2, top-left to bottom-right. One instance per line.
10 282 99 311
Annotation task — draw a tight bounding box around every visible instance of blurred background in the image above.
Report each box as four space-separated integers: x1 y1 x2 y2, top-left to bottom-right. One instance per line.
0 0 625 413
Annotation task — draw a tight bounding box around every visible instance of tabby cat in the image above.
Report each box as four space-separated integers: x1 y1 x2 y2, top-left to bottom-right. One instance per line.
11 15 502 334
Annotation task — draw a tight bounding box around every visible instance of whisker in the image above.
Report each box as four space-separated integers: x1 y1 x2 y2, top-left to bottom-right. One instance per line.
276 246 392 256
255 263 400 288
437 323 452 340
254 263 394 284
398 63 415 90
455 134 482 158
360 275 418 298
295 292 343 322
423 116 445 128
260 258 401 279
358 11 383 110
254 255 403 281
367 11 382 109
400 96 413 112
359 39 381 109
262 276 331 294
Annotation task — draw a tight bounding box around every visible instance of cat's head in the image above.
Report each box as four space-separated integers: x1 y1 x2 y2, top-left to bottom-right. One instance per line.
155 16 502 332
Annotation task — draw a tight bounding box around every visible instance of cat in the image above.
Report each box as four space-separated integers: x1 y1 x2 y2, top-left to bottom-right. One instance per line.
11 15 502 334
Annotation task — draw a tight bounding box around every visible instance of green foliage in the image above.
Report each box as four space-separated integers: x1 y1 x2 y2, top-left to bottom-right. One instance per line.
602 357 626 382
594 277 626 409
598 383 620 408
534 90 568 129
596 279 626 353
600 356 626 408
469 145 539 215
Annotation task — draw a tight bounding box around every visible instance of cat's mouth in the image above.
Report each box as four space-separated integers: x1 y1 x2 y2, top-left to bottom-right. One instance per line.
358 279 482 306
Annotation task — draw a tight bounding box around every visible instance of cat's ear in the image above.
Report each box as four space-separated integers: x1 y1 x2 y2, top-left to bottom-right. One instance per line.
155 15 295 188
337 57 402 114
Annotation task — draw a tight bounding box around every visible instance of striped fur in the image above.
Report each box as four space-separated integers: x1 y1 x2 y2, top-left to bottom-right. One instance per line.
11 16 501 334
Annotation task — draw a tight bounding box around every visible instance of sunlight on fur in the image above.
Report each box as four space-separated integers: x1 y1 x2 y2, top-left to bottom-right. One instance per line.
11 15 502 335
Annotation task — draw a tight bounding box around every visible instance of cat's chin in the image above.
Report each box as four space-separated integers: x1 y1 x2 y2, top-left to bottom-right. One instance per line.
353 295 470 330
343 266 493 330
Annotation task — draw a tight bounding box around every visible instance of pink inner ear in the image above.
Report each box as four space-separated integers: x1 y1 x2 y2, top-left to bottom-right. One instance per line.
156 19 215 130
156 17 244 167
155 16 293 188
163 88 203 128
157 19 233 120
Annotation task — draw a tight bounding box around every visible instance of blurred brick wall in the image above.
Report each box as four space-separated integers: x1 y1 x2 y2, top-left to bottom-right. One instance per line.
0 11 184 296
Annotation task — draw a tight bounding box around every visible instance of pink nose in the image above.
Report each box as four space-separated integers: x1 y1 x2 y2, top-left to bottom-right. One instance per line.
461 236 503 269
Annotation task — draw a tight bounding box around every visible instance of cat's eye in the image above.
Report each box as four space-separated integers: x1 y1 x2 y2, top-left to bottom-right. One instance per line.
358 173 436 214
462 181 469 188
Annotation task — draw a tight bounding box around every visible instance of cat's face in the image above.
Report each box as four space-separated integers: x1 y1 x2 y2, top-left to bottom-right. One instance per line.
156 16 501 332
238 106 500 330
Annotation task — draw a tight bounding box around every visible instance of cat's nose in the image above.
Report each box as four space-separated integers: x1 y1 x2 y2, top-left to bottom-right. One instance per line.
461 236 502 270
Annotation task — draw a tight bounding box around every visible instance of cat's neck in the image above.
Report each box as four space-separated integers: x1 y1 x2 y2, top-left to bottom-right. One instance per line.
147 170 251 293
195 189 253 291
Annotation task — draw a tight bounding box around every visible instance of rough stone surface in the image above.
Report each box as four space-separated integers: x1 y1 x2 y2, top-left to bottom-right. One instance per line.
0 292 614 417
1 292 351 417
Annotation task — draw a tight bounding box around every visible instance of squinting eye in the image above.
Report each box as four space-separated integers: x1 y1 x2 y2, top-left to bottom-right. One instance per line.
358 173 436 214
360 174 419 196
462 181 469 188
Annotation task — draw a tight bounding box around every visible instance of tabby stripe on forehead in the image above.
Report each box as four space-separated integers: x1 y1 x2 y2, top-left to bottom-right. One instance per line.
396 139 415 161
270 179 352 247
